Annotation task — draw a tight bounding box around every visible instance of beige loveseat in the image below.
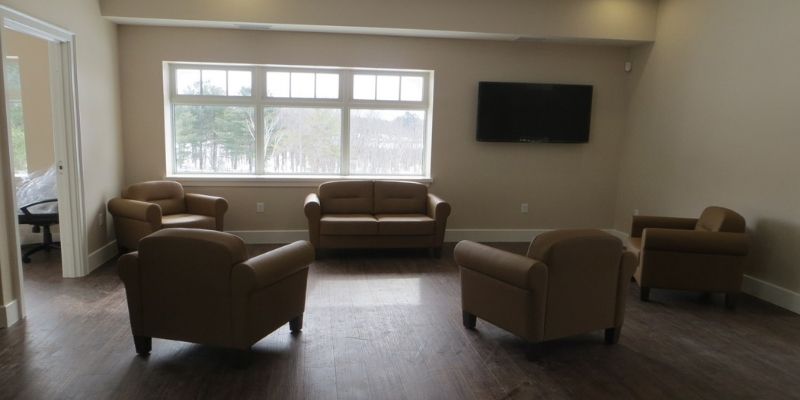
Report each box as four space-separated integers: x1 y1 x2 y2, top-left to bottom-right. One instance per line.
304 180 451 255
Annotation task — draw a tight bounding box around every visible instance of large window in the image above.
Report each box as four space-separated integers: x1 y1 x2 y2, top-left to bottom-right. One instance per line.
166 63 432 178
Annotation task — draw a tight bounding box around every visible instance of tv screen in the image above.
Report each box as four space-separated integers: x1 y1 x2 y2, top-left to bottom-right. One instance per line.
476 82 593 143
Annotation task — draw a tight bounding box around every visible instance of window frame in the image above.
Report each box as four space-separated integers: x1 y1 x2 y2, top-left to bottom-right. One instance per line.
164 62 433 182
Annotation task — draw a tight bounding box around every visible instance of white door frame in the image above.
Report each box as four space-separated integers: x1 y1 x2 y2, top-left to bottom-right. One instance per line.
0 6 86 324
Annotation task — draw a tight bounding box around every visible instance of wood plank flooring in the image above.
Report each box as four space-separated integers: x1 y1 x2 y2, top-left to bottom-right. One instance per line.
2 243 800 399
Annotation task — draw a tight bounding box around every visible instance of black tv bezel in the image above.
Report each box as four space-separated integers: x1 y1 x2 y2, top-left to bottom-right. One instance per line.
476 81 593 144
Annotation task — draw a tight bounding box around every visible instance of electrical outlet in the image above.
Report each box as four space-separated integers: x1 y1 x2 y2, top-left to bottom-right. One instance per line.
633 209 640 216
520 203 529 213
256 202 265 213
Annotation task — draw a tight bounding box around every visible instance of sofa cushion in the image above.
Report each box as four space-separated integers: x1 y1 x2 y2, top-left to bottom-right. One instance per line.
320 214 378 235
374 181 428 214
162 214 217 230
376 214 435 235
123 180 186 215
319 181 374 214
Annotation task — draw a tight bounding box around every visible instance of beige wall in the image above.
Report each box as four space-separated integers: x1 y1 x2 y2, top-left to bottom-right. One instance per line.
4 29 54 174
101 0 658 43
614 0 800 292
118 26 630 232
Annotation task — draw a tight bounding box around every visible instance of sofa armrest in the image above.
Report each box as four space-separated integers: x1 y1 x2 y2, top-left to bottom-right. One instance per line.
427 193 451 220
642 228 749 256
108 198 161 225
631 215 698 238
454 240 547 290
304 193 321 220
232 241 315 293
185 193 229 222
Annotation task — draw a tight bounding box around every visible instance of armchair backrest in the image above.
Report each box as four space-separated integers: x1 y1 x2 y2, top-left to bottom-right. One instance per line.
123 180 186 215
374 181 428 214
137 228 247 346
527 229 624 340
695 206 746 233
318 180 374 214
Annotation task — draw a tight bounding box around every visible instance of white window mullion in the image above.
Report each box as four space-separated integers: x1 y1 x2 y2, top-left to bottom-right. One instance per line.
341 71 352 176
254 67 266 174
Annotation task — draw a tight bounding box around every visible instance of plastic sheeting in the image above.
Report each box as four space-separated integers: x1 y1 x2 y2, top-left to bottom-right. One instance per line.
15 165 58 214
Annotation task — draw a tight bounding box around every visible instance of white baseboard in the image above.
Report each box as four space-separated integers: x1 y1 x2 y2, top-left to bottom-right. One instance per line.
228 228 628 244
88 240 118 273
0 299 20 328
742 275 800 314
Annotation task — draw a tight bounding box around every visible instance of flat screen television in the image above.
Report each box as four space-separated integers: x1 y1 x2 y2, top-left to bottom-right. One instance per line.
476 82 593 143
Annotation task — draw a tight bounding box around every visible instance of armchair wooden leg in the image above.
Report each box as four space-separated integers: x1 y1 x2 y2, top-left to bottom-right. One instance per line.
604 327 621 345
462 311 477 330
133 335 151 356
725 293 739 310
640 287 651 302
290 314 304 333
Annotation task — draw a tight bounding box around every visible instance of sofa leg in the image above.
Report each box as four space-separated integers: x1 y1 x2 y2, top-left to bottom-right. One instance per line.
290 314 304 333
604 327 621 345
725 293 739 310
133 335 151 356
462 311 477 330
640 287 650 302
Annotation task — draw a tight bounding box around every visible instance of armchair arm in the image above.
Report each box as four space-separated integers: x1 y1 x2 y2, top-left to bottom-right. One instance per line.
454 240 547 290
642 228 749 256
232 241 315 294
185 193 228 217
108 198 161 225
427 193 451 220
631 215 698 238
304 193 321 220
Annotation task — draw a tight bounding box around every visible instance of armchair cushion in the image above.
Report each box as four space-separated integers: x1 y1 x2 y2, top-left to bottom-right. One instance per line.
161 213 216 230
122 180 186 215
233 241 315 292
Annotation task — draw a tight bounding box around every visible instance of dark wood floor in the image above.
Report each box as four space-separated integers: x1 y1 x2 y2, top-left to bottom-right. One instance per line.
2 244 800 399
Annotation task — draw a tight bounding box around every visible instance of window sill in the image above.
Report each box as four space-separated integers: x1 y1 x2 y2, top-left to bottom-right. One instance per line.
168 174 433 188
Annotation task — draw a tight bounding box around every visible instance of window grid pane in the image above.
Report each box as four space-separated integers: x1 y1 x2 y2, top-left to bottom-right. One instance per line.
170 65 431 177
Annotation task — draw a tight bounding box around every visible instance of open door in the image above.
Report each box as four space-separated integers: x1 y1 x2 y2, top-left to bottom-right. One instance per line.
0 6 86 326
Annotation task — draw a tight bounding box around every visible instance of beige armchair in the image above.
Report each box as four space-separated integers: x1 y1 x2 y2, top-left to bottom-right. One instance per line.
108 180 228 251
628 206 750 308
455 230 636 358
118 228 315 355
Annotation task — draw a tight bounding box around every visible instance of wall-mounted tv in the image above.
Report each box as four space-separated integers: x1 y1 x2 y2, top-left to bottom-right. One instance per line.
476 82 593 143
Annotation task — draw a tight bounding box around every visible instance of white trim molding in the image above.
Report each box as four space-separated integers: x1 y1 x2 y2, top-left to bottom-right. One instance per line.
228 228 627 245
742 275 800 314
0 299 21 328
88 240 118 273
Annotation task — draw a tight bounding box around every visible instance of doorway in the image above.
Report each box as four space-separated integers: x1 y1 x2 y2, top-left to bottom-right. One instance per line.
0 6 86 325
